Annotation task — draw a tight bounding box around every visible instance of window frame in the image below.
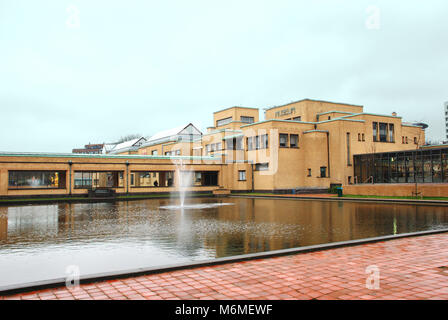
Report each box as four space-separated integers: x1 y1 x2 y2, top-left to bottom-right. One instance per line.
279 133 288 148
238 170 247 181
290 134 299 148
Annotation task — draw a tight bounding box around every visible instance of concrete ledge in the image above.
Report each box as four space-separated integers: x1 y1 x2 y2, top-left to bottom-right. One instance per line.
1 228 448 296
343 183 448 198
0 192 214 206
229 194 448 206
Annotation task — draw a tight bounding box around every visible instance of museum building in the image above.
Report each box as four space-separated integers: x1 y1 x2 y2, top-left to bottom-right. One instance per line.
0 99 429 198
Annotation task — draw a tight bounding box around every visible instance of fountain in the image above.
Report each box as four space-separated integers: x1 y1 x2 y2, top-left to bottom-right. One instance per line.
159 158 234 210
176 159 194 208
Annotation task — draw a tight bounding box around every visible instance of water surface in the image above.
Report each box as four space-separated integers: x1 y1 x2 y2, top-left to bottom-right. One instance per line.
1 197 448 287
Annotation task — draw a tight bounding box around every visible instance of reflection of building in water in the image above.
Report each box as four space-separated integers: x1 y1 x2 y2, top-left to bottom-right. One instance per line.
5 205 59 243
0 207 8 241
201 199 448 256
1 198 448 258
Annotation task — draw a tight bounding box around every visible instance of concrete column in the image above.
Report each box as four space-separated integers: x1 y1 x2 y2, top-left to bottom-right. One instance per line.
0 169 8 196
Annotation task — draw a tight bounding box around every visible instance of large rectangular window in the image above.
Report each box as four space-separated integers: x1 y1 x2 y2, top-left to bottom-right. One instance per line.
216 117 232 127
241 116 254 124
247 137 254 150
200 171 218 186
372 122 378 141
130 171 174 187
255 163 269 171
379 123 387 142
353 148 448 184
389 124 395 142
235 137 243 150
8 171 66 189
290 134 298 148
320 167 327 178
74 171 122 189
261 134 268 149
279 134 288 147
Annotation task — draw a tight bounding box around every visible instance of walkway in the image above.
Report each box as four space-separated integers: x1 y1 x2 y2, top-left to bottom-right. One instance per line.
1 232 448 300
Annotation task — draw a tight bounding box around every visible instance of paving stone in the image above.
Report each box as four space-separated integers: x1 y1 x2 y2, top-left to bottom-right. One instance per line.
2 233 448 300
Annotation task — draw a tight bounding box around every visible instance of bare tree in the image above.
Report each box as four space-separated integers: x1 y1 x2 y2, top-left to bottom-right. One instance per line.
413 128 425 199
115 134 142 144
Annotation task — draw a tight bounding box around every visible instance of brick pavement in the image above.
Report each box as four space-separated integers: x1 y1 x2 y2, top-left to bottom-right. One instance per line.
1 232 448 300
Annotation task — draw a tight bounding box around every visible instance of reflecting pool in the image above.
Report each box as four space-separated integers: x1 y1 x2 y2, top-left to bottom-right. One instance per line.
1 197 448 287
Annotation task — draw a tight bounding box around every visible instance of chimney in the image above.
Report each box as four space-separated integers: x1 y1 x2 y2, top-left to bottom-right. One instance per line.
392 112 397 117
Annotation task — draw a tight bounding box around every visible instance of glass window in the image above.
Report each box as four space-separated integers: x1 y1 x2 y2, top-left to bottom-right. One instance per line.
247 137 254 151
74 171 121 189
131 171 174 187
423 153 432 182
226 139 233 150
238 170 246 181
442 151 448 182
307 168 312 176
379 123 387 142
258 134 268 149
389 124 394 142
151 150 158 155
8 171 66 189
236 137 243 150
255 163 269 171
202 171 218 186
372 122 378 141
320 167 326 178
255 136 260 149
293 116 301 121
290 134 298 148
397 156 406 183
194 172 202 184
432 150 442 183
216 117 232 127
279 134 288 147
241 116 254 124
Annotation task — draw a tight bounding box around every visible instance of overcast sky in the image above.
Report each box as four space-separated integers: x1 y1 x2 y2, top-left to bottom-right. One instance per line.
0 0 447 152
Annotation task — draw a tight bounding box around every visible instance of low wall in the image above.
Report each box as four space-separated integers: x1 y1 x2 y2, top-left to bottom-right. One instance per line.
343 183 448 197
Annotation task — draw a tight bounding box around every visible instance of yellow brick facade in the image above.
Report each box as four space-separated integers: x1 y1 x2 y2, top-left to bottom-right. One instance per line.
0 99 426 197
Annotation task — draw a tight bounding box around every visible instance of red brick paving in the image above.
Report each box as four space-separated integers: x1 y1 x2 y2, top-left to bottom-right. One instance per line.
1 232 448 300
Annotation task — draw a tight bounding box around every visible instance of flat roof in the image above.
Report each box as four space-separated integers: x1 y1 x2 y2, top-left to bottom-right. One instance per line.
354 145 448 157
264 98 363 111
0 152 219 161
213 106 259 114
